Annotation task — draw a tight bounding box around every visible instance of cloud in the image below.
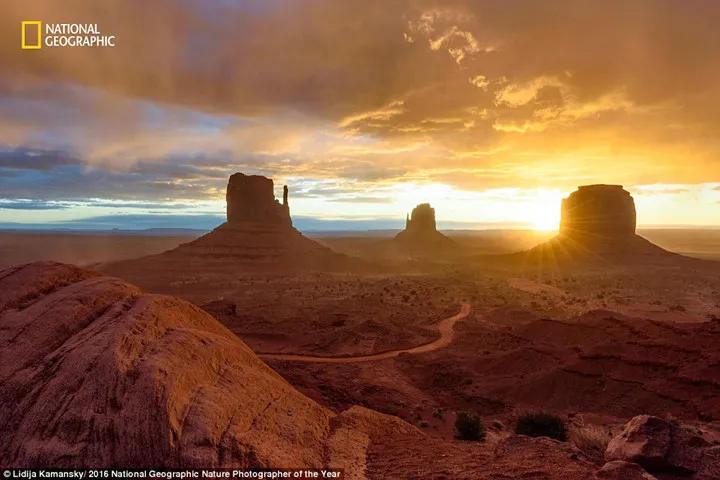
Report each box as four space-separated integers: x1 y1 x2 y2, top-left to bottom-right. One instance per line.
0 0 720 225
326 196 394 204
629 186 691 196
0 147 81 170
0 214 223 231
0 200 70 210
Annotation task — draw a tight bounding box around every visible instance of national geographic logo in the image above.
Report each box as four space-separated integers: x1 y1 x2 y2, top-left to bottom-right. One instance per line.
21 21 116 49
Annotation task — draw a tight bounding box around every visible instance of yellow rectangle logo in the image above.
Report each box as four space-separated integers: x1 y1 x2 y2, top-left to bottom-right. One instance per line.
21 21 42 49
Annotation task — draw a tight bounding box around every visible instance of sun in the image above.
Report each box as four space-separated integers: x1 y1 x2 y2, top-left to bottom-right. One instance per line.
529 190 562 231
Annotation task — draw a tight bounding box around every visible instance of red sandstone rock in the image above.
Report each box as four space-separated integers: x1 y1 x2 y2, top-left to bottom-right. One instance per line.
560 184 636 238
393 203 455 250
666 424 712 475
597 461 658 479
102 173 369 276
485 184 681 265
605 416 720 479
605 415 672 469
0 262 611 478
698 446 720 480
170 173 364 269
226 172 291 226
405 203 437 233
0 262 336 468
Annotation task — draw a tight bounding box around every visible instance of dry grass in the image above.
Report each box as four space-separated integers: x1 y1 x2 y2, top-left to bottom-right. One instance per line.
568 420 612 464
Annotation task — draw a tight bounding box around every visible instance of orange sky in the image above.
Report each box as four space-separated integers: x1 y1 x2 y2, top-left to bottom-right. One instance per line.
0 0 719 229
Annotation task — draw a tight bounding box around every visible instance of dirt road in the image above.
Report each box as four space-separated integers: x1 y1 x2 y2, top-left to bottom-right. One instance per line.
258 303 472 363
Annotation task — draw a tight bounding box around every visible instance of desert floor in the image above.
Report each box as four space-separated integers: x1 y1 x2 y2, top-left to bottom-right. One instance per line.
2 228 719 455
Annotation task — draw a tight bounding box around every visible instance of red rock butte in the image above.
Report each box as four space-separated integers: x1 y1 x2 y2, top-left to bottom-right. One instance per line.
405 203 437 233
394 203 456 250
486 184 684 266
226 173 291 227
102 173 368 276
560 185 637 239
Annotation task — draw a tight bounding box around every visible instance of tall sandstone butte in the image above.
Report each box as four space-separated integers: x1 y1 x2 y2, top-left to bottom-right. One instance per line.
100 172 369 276
507 183 677 263
404 203 437 234
560 185 637 238
226 173 291 226
394 203 455 250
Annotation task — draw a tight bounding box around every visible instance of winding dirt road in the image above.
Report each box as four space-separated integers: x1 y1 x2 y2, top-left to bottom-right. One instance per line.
258 303 472 364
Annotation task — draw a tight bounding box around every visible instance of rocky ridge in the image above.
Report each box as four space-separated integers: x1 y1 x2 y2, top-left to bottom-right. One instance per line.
0 261 668 478
602 415 720 479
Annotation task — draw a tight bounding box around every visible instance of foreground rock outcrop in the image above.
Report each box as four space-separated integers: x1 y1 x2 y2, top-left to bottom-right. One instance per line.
603 415 720 479
597 461 658 479
1 261 619 477
0 262 334 467
393 203 456 252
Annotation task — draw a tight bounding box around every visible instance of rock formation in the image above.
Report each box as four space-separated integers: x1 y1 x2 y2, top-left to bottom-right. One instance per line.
0 262 328 467
486 184 678 267
597 461 658 480
0 261 405 469
226 173 291 226
405 203 437 233
393 203 456 252
603 415 720 480
102 173 367 276
560 185 637 238
0 261 614 478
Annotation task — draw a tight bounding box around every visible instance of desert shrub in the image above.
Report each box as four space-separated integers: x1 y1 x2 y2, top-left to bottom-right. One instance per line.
491 419 506 431
454 411 486 441
569 424 611 456
515 412 568 441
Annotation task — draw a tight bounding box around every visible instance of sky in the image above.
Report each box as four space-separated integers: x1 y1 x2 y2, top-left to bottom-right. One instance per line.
1 0 720 231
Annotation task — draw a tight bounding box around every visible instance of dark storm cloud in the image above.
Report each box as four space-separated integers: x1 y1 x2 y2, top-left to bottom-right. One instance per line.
2 0 718 135
0 148 81 170
0 0 720 211
0 163 219 202
0 146 288 202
